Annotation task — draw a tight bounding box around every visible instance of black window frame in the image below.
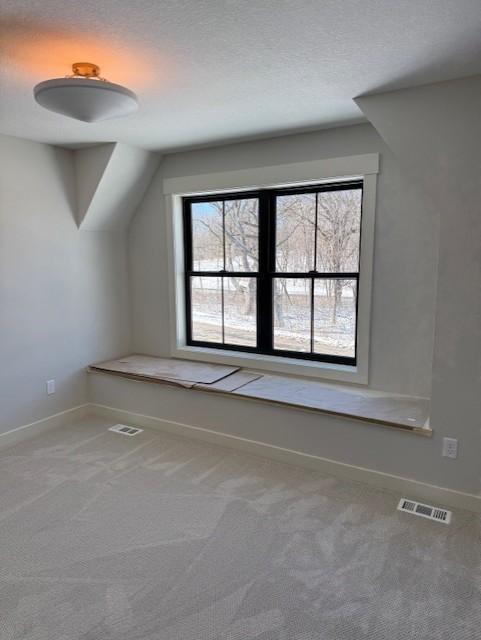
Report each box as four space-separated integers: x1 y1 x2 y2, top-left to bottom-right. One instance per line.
183 180 363 366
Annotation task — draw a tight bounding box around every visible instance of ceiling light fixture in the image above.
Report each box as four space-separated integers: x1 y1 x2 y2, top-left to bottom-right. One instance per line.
33 62 138 122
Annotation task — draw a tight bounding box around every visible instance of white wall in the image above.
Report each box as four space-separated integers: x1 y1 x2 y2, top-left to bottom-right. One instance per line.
357 75 481 498
130 123 438 398
0 135 131 433
76 143 160 231
123 110 479 497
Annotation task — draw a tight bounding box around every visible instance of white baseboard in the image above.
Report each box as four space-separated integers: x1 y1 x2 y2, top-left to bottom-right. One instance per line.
0 404 91 451
4 402 478 513
90 403 481 513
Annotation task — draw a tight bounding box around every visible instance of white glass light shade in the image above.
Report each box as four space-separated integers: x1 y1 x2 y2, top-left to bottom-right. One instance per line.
33 77 138 122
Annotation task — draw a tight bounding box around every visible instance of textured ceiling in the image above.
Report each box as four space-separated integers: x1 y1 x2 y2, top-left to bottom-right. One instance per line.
1 0 481 151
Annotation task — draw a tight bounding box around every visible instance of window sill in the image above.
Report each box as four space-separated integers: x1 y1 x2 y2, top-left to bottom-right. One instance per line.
89 353 431 434
172 345 368 385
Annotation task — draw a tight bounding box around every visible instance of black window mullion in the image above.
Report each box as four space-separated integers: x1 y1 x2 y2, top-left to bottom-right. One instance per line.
182 198 193 272
313 192 318 272
185 275 193 344
222 200 226 271
221 201 226 343
257 190 272 351
269 180 362 198
265 272 359 279
221 276 225 343
310 277 314 353
188 270 257 278
183 199 193 344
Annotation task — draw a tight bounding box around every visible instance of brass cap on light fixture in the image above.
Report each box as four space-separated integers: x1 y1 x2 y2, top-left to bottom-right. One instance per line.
71 62 101 78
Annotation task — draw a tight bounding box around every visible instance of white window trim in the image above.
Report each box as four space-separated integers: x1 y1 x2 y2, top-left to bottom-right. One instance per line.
164 153 378 385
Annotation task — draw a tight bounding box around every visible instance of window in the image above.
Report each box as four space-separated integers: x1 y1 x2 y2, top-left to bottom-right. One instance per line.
183 181 363 366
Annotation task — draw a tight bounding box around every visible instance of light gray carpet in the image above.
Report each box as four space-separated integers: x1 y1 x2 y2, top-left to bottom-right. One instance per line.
0 417 479 640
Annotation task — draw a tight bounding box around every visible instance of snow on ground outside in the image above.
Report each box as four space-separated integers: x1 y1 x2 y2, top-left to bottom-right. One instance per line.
191 285 355 357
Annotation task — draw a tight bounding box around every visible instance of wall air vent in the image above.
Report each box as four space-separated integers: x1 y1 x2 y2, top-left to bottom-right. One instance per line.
108 424 143 437
397 498 451 524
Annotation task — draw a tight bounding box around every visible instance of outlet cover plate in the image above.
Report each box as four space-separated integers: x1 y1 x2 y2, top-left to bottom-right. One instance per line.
442 437 458 459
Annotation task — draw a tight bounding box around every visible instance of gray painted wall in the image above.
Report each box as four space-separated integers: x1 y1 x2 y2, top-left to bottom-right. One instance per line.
129 123 438 398
0 135 131 433
123 82 480 496
89 373 469 495
357 75 481 497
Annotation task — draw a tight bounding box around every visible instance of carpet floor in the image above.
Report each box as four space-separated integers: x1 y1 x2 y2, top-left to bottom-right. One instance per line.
0 416 479 639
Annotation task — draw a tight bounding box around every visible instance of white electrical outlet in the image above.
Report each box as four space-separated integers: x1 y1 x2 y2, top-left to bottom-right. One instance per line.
442 437 458 459
46 379 55 395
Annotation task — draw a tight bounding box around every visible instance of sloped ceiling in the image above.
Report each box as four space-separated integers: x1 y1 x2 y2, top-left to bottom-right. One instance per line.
75 143 160 231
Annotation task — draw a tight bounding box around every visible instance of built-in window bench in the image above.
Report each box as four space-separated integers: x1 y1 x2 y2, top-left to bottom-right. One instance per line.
88 355 431 435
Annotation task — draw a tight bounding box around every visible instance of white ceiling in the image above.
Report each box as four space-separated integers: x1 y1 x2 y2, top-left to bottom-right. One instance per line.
1 0 481 152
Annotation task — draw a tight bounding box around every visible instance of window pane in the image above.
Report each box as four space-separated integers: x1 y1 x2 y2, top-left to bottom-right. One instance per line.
316 189 362 272
191 202 223 270
313 279 357 358
276 193 316 272
224 277 257 347
273 278 311 352
191 276 222 343
224 199 259 271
